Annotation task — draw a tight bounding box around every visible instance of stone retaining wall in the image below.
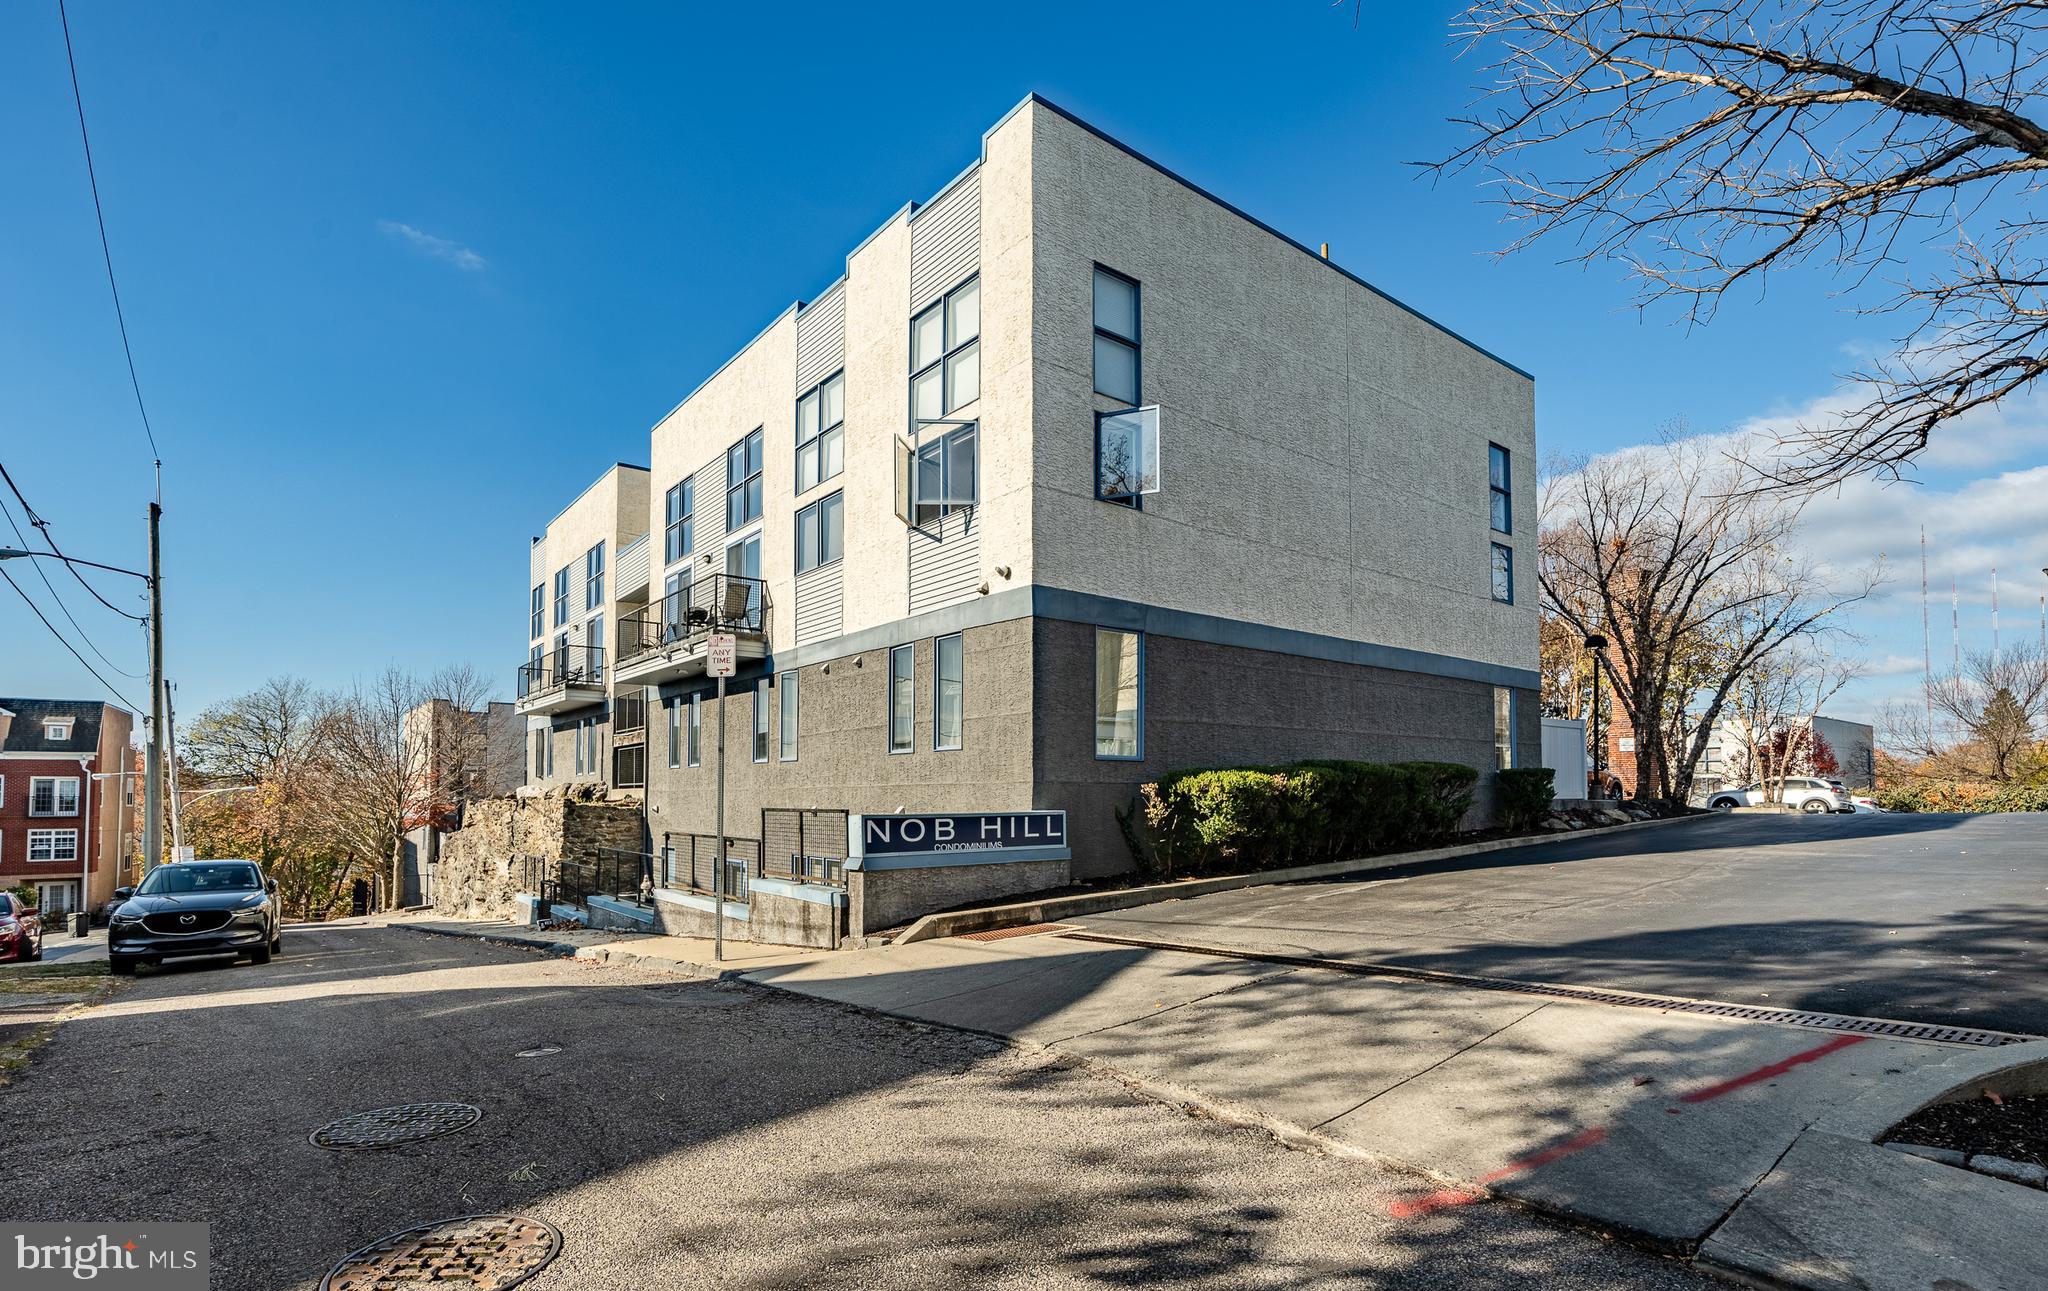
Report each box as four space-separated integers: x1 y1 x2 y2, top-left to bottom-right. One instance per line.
432 792 645 921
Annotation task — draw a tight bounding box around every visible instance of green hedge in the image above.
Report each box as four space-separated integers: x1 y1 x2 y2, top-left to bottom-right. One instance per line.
1496 767 1557 832
1139 759 1481 878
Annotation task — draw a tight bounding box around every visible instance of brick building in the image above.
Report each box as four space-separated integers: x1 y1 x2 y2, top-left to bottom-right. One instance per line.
0 699 137 917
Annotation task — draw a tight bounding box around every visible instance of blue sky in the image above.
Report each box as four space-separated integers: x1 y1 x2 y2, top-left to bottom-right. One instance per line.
3 1 2042 727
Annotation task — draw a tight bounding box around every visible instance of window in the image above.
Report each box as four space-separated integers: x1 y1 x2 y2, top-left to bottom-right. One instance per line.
779 671 799 762
1489 443 1512 534
752 681 771 764
530 585 544 639
573 719 589 776
29 777 79 816
613 743 646 789
27 829 78 863
585 542 606 611
532 727 549 780
1095 405 1161 507
1093 266 1140 404
1494 687 1514 770
687 693 702 768
934 633 963 751
796 491 845 573
665 478 695 565
666 700 683 769
888 643 915 754
1491 542 1515 604
726 428 764 531
44 719 71 741
614 688 646 735
554 567 570 627
796 372 846 494
913 425 977 526
910 276 981 423
586 616 604 661
1094 629 1144 760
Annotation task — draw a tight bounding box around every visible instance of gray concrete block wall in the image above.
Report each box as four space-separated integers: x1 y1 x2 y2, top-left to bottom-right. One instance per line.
850 858 1070 935
1030 617 1539 877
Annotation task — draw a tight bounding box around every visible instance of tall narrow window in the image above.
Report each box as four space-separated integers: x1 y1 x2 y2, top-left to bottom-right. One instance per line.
687 693 702 768
1491 542 1515 605
888 643 915 754
530 585 544 639
586 616 604 663
779 671 799 762
1094 629 1144 760
796 371 846 494
553 567 570 627
533 728 548 780
585 541 606 610
910 276 981 424
667 699 682 769
934 633 963 751
796 491 845 573
752 680 771 763
1493 687 1515 770
665 478 695 564
1489 443 1512 534
726 429 764 530
1093 266 1140 404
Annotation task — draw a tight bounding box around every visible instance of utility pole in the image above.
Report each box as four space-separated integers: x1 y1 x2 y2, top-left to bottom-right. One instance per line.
143 501 165 874
707 630 736 962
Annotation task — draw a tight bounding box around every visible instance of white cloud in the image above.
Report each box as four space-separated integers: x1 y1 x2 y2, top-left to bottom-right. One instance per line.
376 220 487 272
1731 382 2048 474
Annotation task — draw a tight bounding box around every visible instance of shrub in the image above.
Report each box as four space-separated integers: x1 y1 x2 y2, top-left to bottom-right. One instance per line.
1396 761 1481 842
1874 782 2048 813
1496 767 1557 832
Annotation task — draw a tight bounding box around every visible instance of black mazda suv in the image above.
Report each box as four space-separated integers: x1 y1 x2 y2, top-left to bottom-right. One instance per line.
107 860 282 975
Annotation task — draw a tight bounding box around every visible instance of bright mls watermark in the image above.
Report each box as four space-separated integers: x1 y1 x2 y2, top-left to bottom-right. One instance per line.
3 1225 207 1290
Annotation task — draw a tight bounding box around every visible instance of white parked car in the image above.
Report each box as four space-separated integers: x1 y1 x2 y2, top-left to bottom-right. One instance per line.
1706 778 1851 814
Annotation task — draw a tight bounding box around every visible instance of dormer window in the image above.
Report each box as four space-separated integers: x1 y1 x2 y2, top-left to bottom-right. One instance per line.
44 719 72 742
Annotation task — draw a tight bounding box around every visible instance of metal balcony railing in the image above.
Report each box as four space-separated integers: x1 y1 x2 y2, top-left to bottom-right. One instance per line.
618 574 768 665
516 644 606 699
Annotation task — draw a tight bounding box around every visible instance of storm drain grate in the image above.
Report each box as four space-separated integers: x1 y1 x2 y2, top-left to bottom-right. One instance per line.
1059 932 2037 1048
311 1102 484 1150
956 922 1077 943
320 1214 560 1290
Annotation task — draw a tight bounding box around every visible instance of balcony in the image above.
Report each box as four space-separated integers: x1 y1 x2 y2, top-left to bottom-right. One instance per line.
515 645 607 716
613 574 769 688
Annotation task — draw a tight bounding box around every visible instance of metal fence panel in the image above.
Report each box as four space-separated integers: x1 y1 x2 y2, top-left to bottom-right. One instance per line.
759 808 849 885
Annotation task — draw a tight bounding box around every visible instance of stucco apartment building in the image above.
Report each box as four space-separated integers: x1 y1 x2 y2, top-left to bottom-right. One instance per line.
0 698 136 917
515 96 1539 929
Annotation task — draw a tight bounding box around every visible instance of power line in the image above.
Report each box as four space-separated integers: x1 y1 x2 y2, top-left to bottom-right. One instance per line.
0 459 146 622
56 0 162 480
0 489 146 679
0 566 144 712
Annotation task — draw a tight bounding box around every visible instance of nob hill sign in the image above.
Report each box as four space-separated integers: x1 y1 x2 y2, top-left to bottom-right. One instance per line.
847 811 1069 870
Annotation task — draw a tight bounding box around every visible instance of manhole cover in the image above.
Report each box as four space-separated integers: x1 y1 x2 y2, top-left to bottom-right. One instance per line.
311 1102 483 1150
320 1214 560 1290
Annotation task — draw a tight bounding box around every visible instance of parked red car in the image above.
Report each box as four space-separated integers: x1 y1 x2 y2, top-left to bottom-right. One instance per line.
0 892 43 962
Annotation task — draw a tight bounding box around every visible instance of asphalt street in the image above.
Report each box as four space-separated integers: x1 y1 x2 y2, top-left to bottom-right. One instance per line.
2 925 1708 1290
1076 812 2048 1034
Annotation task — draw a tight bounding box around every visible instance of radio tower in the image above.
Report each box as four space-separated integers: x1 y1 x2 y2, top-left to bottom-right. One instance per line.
1920 528 1932 724
1992 566 2001 666
1952 576 1961 673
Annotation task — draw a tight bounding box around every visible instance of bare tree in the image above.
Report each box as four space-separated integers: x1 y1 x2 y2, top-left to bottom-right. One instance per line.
1888 643 2048 779
321 668 435 911
1440 1 2048 486
1540 433 1879 801
1721 644 1861 801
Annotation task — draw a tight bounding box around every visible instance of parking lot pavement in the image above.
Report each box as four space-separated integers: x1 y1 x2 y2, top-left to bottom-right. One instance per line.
4 924 1710 1290
1069 811 2048 1035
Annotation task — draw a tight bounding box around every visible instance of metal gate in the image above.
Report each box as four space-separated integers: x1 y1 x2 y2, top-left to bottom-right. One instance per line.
759 808 849 885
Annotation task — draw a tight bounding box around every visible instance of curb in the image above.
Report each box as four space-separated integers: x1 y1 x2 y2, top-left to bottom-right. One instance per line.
392 921 751 981
894 810 1715 944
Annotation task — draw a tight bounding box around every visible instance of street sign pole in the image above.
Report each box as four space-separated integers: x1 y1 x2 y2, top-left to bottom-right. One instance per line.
707 633 736 962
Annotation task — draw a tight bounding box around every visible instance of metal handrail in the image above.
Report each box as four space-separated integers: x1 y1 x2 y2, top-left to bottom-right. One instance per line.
618 574 768 664
516 644 606 698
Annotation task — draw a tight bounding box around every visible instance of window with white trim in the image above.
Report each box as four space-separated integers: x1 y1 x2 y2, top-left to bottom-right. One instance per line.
28 829 79 863
934 633 963 751
888 644 915 754
29 777 79 817
1096 405 1161 508
796 371 846 495
667 699 683 769
910 277 980 423
1094 629 1144 760
752 680 771 764
1093 266 1140 404
530 585 544 639
779 671 798 762
726 429 764 531
687 693 702 768
554 567 570 627
913 425 977 526
45 719 73 741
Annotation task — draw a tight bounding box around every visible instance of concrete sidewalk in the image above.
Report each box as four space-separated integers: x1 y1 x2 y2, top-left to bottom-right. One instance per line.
390 913 2048 1288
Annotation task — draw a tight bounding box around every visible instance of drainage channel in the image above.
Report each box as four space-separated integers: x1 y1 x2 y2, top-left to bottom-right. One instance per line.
1057 930 2038 1048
